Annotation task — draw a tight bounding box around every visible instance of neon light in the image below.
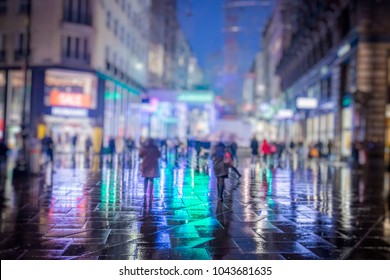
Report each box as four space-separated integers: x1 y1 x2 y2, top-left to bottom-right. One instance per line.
337 44 351 57
296 97 318 109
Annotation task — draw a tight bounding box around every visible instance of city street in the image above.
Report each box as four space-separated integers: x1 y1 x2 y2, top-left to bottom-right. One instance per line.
1 150 389 260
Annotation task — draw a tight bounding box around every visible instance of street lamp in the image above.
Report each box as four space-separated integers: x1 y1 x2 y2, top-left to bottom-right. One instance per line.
13 0 32 176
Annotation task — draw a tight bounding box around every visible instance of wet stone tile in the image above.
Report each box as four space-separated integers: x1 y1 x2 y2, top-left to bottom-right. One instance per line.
61 244 100 256
1 154 390 260
347 249 390 260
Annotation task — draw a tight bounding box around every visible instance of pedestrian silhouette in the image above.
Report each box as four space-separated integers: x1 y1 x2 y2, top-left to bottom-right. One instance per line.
139 138 161 194
212 142 229 202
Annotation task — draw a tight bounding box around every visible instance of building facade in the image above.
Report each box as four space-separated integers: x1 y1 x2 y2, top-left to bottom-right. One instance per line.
276 0 390 167
0 0 151 152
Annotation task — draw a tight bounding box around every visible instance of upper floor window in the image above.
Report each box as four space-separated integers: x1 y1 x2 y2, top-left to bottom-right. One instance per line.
114 19 118 36
0 34 6 51
0 0 7 14
16 33 26 51
62 35 90 62
19 0 29 14
63 0 91 25
106 10 111 29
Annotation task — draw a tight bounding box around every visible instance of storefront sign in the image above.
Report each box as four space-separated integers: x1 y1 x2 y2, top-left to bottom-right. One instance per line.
276 109 293 119
50 89 92 108
296 97 318 109
51 107 88 118
45 69 97 109
177 91 214 103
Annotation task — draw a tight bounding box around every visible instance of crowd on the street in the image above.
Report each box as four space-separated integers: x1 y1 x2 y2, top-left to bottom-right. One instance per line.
1 130 389 201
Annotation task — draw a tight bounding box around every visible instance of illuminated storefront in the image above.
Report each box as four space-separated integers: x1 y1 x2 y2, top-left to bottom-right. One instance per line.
6 70 31 149
145 90 216 140
0 71 5 140
40 69 100 153
102 76 141 147
386 106 390 167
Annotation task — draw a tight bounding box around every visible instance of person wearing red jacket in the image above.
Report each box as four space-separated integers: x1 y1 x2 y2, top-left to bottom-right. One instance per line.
261 139 271 164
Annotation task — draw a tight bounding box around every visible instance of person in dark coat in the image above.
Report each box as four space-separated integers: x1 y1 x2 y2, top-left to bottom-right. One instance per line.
250 136 259 163
139 138 161 194
0 140 9 175
41 134 54 164
212 142 229 201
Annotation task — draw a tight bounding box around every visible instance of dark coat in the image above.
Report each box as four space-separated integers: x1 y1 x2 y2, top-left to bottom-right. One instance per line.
139 143 161 178
212 143 229 178
250 139 259 155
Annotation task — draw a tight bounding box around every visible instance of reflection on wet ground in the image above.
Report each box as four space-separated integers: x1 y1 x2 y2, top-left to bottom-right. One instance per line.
0 151 389 260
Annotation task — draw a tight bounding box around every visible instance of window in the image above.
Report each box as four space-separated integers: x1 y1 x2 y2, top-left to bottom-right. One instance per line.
14 33 27 61
0 0 7 14
63 0 91 25
19 0 29 13
65 36 71 57
83 38 88 60
0 34 6 62
0 34 6 50
127 33 131 48
106 10 111 29
120 26 124 43
75 38 79 58
16 33 26 51
114 19 118 36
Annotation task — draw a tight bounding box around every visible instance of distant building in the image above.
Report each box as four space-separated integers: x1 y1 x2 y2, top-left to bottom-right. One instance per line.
223 0 272 104
148 0 176 89
276 0 390 167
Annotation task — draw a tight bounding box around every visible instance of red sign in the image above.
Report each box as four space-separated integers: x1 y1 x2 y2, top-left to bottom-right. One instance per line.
49 89 92 108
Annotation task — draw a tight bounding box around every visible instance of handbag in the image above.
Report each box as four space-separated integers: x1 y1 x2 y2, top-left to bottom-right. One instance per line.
223 152 233 166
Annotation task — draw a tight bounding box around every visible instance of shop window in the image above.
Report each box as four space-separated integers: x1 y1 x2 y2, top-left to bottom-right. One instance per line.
0 71 5 140
387 55 390 103
341 107 352 157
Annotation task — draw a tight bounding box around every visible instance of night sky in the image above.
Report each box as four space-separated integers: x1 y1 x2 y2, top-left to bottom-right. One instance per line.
177 0 273 96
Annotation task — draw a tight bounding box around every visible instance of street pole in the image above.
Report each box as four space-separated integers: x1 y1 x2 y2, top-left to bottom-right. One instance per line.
14 0 32 176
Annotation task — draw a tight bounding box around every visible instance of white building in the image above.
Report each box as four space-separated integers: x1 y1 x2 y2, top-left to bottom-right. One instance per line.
0 0 150 150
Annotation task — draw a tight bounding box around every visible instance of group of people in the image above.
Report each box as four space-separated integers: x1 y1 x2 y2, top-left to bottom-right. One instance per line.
250 137 279 163
136 136 241 201
249 135 338 165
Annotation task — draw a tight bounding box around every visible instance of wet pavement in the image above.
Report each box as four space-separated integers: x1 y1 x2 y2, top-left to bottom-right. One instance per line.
1 150 390 260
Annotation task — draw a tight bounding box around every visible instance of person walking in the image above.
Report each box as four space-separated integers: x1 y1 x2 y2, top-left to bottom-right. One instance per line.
0 140 9 177
229 134 239 166
250 136 259 163
71 134 78 155
225 145 241 179
261 139 271 164
85 136 93 157
139 138 161 194
41 133 54 165
211 142 229 201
